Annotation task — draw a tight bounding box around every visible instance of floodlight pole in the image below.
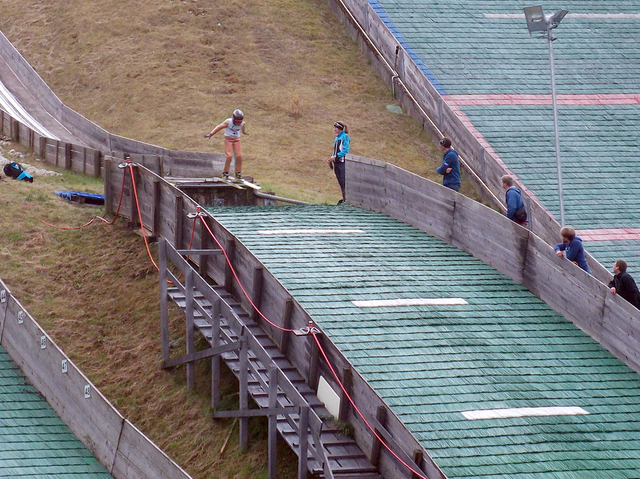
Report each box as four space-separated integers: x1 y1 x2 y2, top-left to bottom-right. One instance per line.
546 24 565 227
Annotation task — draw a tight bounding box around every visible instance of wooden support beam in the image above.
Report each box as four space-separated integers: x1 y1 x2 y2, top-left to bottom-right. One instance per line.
211 298 221 408
298 406 309 479
38 136 46 158
152 178 161 237
185 269 195 390
212 407 298 419
268 368 278 479
411 450 425 479
176 249 223 256
11 119 19 143
224 238 236 292
174 195 184 249
128 166 139 229
92 150 101 178
239 333 249 449
370 406 386 467
159 238 170 361
251 266 263 322
338 367 352 422
279 298 293 354
162 341 242 369
199 219 209 279
307 334 320 391
369 412 425 475
64 142 72 170
55 140 59 166
104 159 113 216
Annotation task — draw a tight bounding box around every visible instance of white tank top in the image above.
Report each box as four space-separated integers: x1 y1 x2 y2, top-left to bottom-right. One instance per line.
224 119 244 138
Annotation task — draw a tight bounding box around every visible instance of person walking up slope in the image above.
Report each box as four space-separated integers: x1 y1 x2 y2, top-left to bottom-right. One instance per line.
436 138 461 192
205 109 248 179
501 175 528 225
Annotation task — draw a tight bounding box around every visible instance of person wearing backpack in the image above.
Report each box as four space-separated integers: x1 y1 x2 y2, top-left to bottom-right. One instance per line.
501 175 527 225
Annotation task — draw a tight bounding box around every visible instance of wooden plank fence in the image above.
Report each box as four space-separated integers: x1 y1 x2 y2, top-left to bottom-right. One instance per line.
324 0 610 284
0 278 193 479
103 158 447 479
346 155 640 374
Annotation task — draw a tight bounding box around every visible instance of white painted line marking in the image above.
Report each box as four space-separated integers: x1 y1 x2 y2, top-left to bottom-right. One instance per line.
485 13 640 19
0 80 59 140
462 407 589 420
258 229 365 235
352 298 468 307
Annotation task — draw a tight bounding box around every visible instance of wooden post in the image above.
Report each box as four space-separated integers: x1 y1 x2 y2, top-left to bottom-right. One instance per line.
338 367 352 422
224 238 236 293
211 298 221 409
82 147 87 174
55 140 59 166
185 269 195 390
279 298 293 353
92 150 101 178
239 333 249 449
159 238 170 361
251 266 263 322
11 119 19 143
268 368 278 479
411 450 425 479
307 334 320 391
370 406 387 467
104 158 113 216
64 143 72 170
199 219 209 279
298 406 309 479
38 137 46 158
174 195 184 249
152 179 161 237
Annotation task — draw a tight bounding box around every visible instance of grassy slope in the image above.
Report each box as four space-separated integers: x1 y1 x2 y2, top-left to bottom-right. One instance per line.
0 0 479 477
0 0 476 203
0 145 297 478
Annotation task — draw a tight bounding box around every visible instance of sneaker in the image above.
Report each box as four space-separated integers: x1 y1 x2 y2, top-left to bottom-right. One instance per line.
235 172 242 179
222 172 229 179
337 199 345 205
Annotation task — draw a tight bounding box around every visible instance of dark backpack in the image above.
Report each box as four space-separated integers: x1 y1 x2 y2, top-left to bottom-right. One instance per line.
3 162 23 179
515 206 527 222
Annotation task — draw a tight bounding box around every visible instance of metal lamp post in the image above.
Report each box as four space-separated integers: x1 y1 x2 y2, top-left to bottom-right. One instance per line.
524 5 569 227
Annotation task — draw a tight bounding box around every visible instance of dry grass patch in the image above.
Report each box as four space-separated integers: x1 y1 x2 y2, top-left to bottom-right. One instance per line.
0 144 297 478
0 0 477 204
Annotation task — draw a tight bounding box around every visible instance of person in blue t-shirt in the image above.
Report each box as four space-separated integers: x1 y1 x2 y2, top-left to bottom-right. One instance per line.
436 137 461 191
554 227 592 274
327 121 350 205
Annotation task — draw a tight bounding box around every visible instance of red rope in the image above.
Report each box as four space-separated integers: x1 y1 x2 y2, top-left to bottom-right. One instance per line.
311 332 428 479
128 164 158 270
42 166 127 229
198 215 296 333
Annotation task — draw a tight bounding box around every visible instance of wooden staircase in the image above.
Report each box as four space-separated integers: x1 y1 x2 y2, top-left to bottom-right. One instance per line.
160 239 380 479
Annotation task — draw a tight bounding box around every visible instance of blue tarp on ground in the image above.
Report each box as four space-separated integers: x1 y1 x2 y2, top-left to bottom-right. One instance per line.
55 190 105 205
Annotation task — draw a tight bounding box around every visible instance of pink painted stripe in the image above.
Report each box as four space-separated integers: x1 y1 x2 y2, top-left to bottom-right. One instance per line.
445 93 640 107
577 229 640 242
448 105 554 219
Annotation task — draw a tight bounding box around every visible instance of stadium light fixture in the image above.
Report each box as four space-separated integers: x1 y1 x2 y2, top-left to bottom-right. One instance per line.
524 5 569 226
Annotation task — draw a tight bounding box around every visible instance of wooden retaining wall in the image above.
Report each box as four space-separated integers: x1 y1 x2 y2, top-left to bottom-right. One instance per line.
324 0 610 284
0 30 226 178
0 278 193 479
346 155 640 375
103 158 447 479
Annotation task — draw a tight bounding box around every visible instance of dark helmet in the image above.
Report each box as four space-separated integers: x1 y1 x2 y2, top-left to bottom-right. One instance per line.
232 109 244 121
